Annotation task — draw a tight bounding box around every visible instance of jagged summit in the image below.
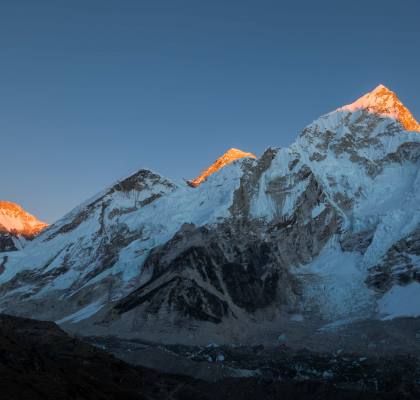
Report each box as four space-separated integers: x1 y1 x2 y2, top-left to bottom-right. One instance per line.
338 84 420 131
188 148 256 187
0 201 48 238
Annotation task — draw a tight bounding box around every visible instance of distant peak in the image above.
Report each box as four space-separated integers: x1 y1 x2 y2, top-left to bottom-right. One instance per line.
188 148 256 187
0 201 48 237
339 84 420 131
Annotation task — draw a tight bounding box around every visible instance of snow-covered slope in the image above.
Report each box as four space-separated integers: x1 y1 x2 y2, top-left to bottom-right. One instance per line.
0 201 48 252
0 85 419 344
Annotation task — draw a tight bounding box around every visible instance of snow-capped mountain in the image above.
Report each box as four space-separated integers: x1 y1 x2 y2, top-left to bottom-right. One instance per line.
0 201 48 252
0 85 419 345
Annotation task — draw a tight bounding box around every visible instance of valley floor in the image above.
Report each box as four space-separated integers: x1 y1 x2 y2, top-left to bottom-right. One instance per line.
1 314 420 400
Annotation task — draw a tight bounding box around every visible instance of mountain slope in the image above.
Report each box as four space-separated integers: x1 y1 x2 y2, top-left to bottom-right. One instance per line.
0 85 419 347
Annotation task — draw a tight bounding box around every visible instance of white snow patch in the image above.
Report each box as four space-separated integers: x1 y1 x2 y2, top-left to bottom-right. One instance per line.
56 300 104 324
311 203 326 219
300 239 374 321
379 282 420 320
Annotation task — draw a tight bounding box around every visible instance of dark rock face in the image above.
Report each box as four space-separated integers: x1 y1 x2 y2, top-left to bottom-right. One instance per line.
367 227 420 292
112 169 175 193
0 233 17 252
221 262 279 312
110 221 304 326
116 275 231 323
340 228 376 254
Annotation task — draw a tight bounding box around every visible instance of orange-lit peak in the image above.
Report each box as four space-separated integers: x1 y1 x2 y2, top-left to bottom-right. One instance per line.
339 84 420 132
188 148 257 187
0 201 48 238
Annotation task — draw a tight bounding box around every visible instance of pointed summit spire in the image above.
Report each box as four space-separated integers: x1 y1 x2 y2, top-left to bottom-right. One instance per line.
371 84 391 93
188 148 256 187
339 84 420 132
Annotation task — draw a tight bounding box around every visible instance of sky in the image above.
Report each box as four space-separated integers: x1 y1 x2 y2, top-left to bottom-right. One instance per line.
1 0 420 222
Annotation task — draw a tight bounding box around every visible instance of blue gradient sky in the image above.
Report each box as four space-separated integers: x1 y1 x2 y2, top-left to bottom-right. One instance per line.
2 0 420 222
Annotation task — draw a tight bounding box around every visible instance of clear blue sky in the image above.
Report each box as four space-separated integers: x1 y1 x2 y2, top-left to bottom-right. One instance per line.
2 0 420 222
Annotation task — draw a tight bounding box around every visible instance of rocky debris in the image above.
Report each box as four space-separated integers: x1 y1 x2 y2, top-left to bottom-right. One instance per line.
4 313 418 400
178 344 420 393
84 334 420 399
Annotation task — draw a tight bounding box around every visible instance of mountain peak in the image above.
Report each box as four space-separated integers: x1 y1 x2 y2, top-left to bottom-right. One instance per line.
0 201 48 238
371 83 392 94
188 148 256 187
339 84 420 132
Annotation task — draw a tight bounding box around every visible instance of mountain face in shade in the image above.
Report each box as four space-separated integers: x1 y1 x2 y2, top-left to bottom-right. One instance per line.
187 148 256 187
0 85 419 348
0 201 48 251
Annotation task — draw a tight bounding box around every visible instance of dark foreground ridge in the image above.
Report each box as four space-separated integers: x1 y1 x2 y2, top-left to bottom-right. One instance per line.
0 314 419 400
